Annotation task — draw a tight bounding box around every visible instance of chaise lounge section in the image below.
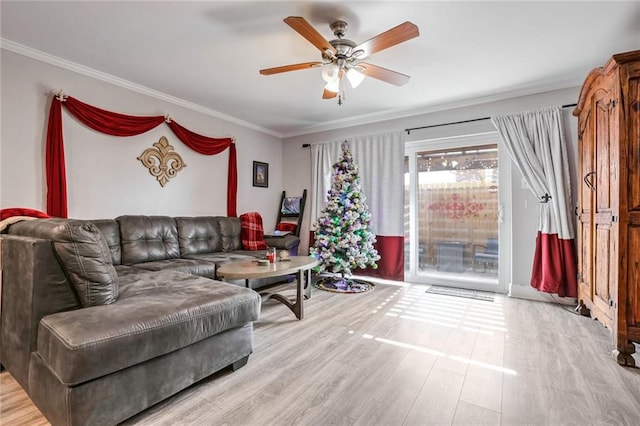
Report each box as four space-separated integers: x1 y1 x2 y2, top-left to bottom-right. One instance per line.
0 214 298 425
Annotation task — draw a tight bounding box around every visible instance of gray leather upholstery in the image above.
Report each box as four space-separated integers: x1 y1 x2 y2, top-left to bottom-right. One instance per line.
7 217 68 238
0 235 80 392
91 219 121 264
29 323 253 426
218 216 243 251
53 220 119 307
37 270 260 385
264 234 301 255
0 213 297 425
117 215 180 264
134 258 217 279
175 216 223 255
9 219 118 307
183 251 257 264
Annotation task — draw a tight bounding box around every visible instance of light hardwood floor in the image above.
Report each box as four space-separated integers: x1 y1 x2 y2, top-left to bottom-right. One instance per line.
2 281 640 425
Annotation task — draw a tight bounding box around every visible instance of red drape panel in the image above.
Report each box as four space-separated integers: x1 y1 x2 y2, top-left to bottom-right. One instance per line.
357 236 405 281
166 120 232 155
166 120 237 217
46 99 66 217
227 144 238 217
530 232 577 298
64 96 165 135
45 95 238 218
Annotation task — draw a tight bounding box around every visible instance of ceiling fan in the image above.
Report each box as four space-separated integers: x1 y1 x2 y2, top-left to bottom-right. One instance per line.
259 16 419 105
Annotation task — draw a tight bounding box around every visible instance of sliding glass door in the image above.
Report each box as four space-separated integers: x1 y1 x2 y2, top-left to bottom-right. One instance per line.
405 133 508 293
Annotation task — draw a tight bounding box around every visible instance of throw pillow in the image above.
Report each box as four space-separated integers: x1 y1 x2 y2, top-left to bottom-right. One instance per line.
275 222 297 234
53 220 119 307
240 212 268 250
281 197 301 214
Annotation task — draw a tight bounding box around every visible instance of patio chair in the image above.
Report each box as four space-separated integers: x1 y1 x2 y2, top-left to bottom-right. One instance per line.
473 237 499 272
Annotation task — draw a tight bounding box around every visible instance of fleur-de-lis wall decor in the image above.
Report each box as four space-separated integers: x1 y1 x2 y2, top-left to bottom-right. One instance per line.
137 136 186 187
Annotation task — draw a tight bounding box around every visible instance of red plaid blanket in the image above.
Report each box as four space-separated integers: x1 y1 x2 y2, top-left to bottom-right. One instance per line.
240 212 268 250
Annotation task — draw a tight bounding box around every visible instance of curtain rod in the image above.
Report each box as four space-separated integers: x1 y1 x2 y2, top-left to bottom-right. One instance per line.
403 103 578 135
301 103 578 146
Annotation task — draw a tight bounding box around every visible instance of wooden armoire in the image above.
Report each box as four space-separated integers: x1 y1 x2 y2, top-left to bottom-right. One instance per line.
574 50 640 367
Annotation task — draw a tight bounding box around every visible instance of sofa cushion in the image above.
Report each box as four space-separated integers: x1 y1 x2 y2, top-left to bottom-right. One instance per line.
91 219 121 265
114 264 151 277
117 215 180 265
263 235 300 251
36 270 261 386
240 212 268 250
182 252 258 268
175 216 223 255
53 221 119 307
8 218 118 307
134 258 217 279
217 216 243 252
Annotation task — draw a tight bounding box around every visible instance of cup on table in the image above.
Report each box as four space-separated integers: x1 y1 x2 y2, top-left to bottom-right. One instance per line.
266 247 276 263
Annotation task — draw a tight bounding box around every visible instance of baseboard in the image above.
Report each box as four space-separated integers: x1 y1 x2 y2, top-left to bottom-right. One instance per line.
508 283 577 306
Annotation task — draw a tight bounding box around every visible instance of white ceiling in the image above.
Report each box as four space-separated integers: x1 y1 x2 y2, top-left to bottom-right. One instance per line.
2 1 639 138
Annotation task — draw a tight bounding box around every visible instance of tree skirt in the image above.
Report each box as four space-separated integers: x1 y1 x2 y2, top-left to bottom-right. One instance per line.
314 276 375 293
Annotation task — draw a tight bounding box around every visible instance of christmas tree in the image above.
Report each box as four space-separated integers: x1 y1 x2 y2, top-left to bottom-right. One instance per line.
311 143 380 289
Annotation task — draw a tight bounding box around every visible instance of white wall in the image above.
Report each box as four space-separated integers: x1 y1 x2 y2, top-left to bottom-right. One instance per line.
283 87 580 297
0 51 283 226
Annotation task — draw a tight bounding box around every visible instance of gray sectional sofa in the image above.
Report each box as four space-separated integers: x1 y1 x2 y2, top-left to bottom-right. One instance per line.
0 215 299 426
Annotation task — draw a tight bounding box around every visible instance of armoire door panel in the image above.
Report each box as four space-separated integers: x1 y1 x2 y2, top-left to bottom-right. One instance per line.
592 87 616 326
594 91 612 211
594 225 611 308
578 215 592 290
577 101 594 305
628 226 640 329
627 75 640 211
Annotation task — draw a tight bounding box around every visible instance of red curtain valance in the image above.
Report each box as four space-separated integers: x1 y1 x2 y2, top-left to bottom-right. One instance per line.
46 94 237 218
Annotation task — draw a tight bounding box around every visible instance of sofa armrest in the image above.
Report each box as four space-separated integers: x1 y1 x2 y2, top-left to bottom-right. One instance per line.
0 235 80 392
264 235 299 251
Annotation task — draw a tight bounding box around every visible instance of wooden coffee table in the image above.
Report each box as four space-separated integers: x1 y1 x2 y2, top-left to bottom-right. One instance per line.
217 256 319 320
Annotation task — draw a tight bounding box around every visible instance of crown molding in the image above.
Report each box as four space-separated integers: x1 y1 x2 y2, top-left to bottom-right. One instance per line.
1 38 283 139
2 37 582 141
282 79 583 138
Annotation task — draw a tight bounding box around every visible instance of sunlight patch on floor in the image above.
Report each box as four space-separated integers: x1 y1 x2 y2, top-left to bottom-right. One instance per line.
364 284 514 372
359 332 517 375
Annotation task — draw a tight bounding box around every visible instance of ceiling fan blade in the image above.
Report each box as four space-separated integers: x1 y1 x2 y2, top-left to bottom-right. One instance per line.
358 63 410 86
354 22 419 58
260 62 323 75
322 89 337 99
284 16 336 54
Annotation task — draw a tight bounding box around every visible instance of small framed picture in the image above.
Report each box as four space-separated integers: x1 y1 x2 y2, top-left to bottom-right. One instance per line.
253 161 268 188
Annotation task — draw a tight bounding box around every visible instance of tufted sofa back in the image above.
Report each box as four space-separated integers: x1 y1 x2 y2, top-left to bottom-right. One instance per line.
217 217 243 252
175 216 223 255
117 215 180 265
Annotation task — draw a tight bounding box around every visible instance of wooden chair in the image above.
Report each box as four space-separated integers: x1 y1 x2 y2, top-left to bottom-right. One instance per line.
274 189 306 238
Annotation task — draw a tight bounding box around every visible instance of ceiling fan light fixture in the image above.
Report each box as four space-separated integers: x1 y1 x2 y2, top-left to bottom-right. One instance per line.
260 16 419 106
321 63 340 82
324 78 340 93
346 68 365 88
